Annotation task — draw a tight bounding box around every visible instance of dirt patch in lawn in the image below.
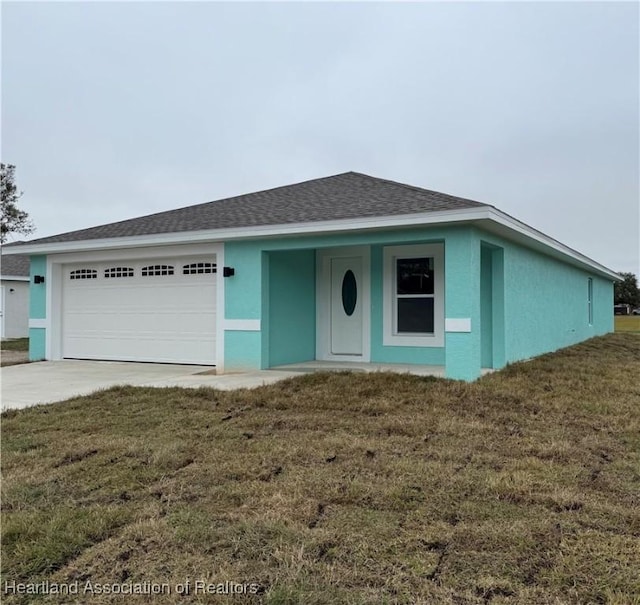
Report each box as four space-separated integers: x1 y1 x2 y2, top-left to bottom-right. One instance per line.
0 351 30 367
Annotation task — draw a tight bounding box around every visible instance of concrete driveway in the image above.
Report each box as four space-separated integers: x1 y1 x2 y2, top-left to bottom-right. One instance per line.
1 360 299 410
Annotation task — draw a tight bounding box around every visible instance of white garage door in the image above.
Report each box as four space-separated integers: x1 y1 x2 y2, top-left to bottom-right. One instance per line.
62 257 217 364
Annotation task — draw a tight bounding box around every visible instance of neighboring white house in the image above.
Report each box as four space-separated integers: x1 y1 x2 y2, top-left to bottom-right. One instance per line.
0 251 30 339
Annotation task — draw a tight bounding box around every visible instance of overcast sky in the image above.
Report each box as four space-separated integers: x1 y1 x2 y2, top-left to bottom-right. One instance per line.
2 1 638 275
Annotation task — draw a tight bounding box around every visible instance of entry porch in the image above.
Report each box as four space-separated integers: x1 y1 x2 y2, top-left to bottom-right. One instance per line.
222 229 505 381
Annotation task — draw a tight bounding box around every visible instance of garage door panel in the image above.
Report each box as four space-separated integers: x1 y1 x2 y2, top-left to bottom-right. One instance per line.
66 284 214 306
62 258 217 364
64 335 215 365
65 311 215 332
65 312 216 335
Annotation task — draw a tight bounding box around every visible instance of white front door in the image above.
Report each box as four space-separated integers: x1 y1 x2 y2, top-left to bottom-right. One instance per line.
317 247 370 361
330 257 363 355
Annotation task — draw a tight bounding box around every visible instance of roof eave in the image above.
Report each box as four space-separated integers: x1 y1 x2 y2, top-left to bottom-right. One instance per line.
0 275 30 281
8 206 621 281
3 207 490 254
480 208 621 281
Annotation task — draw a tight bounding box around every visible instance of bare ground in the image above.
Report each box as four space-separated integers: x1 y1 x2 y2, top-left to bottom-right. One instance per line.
0 350 29 366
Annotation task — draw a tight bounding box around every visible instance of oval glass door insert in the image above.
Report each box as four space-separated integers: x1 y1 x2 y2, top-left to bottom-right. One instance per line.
341 270 357 316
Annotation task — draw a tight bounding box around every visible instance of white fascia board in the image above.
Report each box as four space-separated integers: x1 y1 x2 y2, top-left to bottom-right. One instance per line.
484 208 621 281
12 206 620 280
9 208 490 255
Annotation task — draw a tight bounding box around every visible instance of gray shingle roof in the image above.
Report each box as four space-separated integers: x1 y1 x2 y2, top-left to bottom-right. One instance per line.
1 251 30 277
22 172 489 245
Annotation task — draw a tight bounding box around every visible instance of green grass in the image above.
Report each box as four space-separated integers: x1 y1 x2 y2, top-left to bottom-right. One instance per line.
615 315 640 333
1 337 29 351
2 333 640 604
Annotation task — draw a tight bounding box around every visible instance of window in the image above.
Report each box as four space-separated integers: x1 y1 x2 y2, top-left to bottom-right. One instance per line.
104 267 134 278
383 244 444 347
341 269 357 316
396 257 435 333
69 269 97 280
141 265 174 276
588 278 593 325
183 262 216 275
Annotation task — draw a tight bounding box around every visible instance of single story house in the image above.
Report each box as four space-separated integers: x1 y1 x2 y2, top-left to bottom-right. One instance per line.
0 251 30 339
10 172 617 381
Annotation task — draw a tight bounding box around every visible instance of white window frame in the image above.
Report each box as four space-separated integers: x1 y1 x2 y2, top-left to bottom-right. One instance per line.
383 243 444 347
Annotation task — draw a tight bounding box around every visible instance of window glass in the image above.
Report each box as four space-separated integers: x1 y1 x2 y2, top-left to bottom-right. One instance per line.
70 269 97 280
341 270 357 316
383 243 443 347
105 267 134 278
397 258 434 295
183 262 216 275
397 298 434 333
141 265 174 277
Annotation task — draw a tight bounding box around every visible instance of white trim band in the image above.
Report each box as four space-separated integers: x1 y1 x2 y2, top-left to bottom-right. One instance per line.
223 319 261 331
445 318 472 333
29 319 48 329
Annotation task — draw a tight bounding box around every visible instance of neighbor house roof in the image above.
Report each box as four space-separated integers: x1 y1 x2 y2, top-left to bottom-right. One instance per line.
0 251 30 278
18 172 487 245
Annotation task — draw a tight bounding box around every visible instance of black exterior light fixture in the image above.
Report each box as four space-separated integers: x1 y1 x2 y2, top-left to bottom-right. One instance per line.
222 267 235 277
34 275 45 284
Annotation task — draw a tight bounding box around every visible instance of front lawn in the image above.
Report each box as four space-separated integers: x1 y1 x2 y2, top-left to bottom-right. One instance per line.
2 333 639 604
615 315 640 333
1 337 29 352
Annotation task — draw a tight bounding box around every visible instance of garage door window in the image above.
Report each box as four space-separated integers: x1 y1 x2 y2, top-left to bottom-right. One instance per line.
70 269 98 280
142 265 174 276
105 267 134 278
183 262 216 275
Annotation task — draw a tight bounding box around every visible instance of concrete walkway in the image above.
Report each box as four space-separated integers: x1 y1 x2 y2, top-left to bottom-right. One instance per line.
1 360 300 411
273 360 447 376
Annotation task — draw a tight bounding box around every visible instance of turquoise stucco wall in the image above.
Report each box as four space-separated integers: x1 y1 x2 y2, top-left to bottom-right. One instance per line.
503 249 612 362
29 255 47 319
491 247 506 369
267 250 316 366
444 230 482 380
25 229 614 379
480 243 506 370
478 230 614 365
209 225 614 379
29 255 47 361
29 328 46 361
224 330 263 372
224 246 264 320
223 227 457 373
480 246 493 368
